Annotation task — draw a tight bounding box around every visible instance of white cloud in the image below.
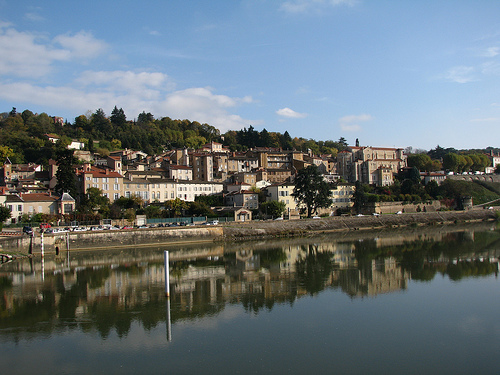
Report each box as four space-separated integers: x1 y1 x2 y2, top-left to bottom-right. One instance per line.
0 27 107 78
77 70 173 96
53 31 108 59
159 87 257 132
444 66 476 83
280 0 357 14
276 107 307 118
339 114 372 132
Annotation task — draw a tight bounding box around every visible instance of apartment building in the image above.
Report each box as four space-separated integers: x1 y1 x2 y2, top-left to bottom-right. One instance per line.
77 165 124 202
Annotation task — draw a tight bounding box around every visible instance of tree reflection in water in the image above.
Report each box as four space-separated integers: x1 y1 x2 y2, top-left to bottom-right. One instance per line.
0 224 499 340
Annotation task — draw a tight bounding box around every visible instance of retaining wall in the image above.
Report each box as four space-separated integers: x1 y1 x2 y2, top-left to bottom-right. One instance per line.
1 209 497 254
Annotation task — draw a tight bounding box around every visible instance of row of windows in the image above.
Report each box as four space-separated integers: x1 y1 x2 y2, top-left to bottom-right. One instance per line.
86 177 120 183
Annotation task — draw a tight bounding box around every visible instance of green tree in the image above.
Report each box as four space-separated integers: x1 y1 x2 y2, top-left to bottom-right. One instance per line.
0 205 11 230
292 165 333 218
55 148 77 197
443 153 462 173
144 205 162 218
352 181 367 214
110 106 126 127
0 145 14 166
78 187 110 216
260 201 286 218
165 198 188 217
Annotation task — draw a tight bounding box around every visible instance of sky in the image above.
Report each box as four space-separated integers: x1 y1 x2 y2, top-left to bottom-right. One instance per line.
1 0 499 151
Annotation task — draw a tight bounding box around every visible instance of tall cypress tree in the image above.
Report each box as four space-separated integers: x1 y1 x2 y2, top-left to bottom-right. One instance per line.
55 148 77 198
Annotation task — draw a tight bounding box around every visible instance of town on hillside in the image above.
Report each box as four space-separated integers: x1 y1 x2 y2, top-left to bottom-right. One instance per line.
0 110 499 227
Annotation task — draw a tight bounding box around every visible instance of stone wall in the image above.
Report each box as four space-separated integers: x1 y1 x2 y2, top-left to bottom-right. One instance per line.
365 200 442 215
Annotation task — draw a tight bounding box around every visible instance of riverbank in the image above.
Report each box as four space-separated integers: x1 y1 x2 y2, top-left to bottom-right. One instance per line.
0 208 498 255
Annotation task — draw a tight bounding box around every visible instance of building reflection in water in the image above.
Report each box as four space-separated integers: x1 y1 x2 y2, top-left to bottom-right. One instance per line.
1 224 499 339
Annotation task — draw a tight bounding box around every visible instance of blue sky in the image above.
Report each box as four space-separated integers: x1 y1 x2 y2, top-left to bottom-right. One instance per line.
1 0 499 150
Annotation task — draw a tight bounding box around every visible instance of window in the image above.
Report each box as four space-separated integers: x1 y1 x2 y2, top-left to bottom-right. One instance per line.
18 205 22 211
93 177 98 183
38 206 42 213
7 205 12 212
114 184 119 190
125 191 131 198
64 204 73 214
114 193 119 200
86 176 91 181
102 184 109 191
103 177 108 183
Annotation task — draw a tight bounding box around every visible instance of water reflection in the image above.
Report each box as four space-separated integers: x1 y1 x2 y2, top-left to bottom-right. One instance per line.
1 224 499 342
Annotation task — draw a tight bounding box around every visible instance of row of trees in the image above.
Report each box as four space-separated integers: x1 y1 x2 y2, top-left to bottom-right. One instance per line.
407 151 491 173
0 107 352 167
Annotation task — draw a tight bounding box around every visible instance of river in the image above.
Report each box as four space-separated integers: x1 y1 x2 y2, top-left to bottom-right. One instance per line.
1 223 499 374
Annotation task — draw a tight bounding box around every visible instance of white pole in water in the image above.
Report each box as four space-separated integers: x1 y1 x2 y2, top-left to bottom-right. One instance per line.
66 232 70 251
164 251 170 297
40 231 44 257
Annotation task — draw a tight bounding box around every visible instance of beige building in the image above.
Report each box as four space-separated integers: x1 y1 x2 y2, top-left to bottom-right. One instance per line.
77 165 124 203
265 182 298 215
337 146 406 186
4 192 75 224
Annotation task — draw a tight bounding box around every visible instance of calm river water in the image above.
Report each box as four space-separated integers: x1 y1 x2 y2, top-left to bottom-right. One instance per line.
1 223 500 374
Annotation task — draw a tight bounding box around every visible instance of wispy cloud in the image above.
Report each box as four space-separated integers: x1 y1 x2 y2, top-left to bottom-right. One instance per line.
276 107 307 118
444 66 476 83
280 0 357 14
339 114 372 132
482 46 500 57
470 117 500 123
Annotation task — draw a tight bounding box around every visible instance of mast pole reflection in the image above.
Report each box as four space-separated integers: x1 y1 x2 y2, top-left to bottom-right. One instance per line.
164 251 172 341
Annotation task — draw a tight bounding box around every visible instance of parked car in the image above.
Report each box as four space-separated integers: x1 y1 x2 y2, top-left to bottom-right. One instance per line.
23 226 33 235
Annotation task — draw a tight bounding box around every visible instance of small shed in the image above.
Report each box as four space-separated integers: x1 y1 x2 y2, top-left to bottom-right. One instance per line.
213 206 252 222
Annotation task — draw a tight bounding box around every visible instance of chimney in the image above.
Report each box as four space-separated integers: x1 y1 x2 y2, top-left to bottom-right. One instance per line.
105 169 109 175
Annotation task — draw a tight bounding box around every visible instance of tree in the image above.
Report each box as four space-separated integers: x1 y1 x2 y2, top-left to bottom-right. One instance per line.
352 181 367 214
165 198 188 217
292 165 333 218
443 153 463 173
0 145 14 166
0 205 11 230
260 201 286 218
110 106 126 127
55 148 77 197
78 187 110 216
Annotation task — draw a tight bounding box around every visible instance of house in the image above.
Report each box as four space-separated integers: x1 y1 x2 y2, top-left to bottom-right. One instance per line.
224 190 259 210
3 192 75 224
421 172 447 185
264 182 298 216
